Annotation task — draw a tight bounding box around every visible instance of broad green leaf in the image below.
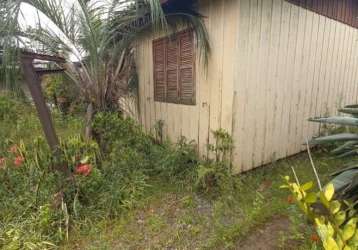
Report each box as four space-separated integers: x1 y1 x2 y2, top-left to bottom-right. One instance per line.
320 191 330 208
343 223 356 241
350 231 358 245
315 218 329 240
324 184 335 201
336 237 344 249
329 200 341 214
305 192 317 204
327 222 335 237
343 245 352 250
323 237 339 250
302 181 314 191
334 211 346 226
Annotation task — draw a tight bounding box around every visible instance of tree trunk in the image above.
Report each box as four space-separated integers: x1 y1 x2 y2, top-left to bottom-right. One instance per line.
85 102 94 139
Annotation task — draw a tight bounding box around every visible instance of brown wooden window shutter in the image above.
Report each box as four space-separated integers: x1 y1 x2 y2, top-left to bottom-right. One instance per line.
286 0 358 28
153 39 166 102
153 29 195 105
178 30 195 105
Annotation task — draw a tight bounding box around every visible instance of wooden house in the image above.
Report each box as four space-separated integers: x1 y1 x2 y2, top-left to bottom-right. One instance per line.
134 0 358 173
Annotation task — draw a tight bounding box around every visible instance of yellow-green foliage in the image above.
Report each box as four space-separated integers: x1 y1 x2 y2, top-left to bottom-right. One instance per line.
282 177 358 250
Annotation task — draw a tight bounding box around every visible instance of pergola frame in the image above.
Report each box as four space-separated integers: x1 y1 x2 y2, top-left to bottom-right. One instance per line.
20 50 65 153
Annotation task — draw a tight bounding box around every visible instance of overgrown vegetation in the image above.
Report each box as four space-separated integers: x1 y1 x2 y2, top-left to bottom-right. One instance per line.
5 80 337 249
3 90 355 249
282 104 358 250
0 92 202 248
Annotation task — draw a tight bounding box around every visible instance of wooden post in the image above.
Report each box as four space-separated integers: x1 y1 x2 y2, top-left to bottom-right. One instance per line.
20 53 60 151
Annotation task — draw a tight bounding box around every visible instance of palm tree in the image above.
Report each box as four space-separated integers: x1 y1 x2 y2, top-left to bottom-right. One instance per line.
0 0 209 137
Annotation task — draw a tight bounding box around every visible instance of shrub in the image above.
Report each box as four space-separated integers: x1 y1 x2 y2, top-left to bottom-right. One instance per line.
155 137 199 180
93 112 199 179
282 177 358 250
195 129 235 194
92 112 153 154
282 104 358 250
43 75 84 115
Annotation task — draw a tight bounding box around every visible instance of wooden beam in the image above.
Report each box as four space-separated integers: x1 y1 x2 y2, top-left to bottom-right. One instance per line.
21 50 66 63
20 54 60 152
35 68 65 76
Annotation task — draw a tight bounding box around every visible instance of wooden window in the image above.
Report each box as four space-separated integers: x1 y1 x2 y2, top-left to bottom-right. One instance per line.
286 0 358 28
153 29 195 105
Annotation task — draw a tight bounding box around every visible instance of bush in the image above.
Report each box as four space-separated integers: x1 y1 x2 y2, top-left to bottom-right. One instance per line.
195 129 235 194
93 112 199 179
282 104 358 250
282 177 358 250
92 112 153 155
155 137 199 180
43 75 84 115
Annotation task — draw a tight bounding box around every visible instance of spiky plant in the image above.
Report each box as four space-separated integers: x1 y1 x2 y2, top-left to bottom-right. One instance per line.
0 0 209 135
309 104 358 201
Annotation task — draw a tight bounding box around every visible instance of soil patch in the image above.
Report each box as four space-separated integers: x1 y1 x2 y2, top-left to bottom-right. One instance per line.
237 216 300 250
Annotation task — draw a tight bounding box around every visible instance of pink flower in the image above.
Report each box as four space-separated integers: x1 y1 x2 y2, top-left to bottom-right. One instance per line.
75 164 92 176
14 156 24 167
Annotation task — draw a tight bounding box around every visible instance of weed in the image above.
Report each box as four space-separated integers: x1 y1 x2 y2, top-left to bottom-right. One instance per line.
195 129 236 195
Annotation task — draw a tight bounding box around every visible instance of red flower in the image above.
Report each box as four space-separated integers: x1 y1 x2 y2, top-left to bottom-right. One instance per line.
310 233 320 242
14 156 24 167
0 157 6 168
9 145 18 154
287 195 295 204
75 164 92 176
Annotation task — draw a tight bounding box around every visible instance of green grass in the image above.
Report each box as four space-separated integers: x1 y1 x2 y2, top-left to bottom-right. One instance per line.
61 150 350 249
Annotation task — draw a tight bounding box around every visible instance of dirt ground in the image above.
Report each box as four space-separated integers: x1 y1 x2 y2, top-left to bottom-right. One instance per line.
237 216 300 250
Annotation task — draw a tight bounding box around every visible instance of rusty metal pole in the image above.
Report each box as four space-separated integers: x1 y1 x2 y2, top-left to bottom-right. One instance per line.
20 53 60 152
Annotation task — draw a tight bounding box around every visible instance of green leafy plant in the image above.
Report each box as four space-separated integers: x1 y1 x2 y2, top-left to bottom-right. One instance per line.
195 129 235 194
156 136 199 180
308 104 358 202
43 74 83 115
282 177 358 250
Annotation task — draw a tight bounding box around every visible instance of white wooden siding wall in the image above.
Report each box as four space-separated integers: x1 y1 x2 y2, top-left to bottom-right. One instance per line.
135 0 358 173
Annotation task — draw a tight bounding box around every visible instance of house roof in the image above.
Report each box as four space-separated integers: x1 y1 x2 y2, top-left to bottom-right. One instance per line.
161 0 201 17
